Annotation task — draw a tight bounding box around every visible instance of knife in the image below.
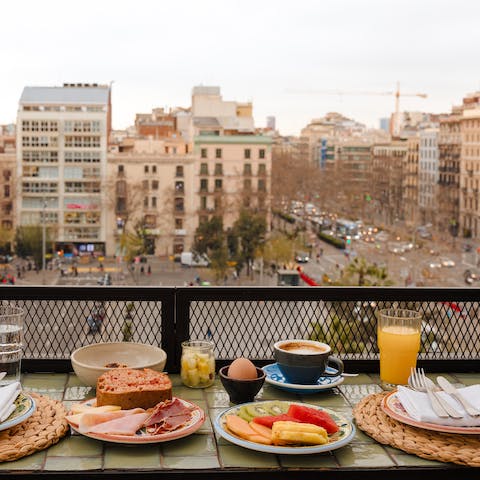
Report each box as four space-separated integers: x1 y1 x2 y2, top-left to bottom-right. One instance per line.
437 376 480 417
0 372 6 382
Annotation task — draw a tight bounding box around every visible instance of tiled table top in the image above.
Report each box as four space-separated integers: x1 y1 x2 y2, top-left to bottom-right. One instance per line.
1 372 479 478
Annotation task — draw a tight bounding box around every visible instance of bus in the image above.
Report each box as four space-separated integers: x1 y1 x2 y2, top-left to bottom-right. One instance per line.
335 219 360 239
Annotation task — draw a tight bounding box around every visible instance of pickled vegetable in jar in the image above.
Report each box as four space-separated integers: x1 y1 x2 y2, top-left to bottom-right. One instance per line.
180 340 215 388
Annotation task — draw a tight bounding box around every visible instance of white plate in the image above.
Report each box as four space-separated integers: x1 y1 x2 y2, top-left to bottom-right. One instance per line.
0 392 36 432
67 397 205 444
214 400 355 454
262 363 344 394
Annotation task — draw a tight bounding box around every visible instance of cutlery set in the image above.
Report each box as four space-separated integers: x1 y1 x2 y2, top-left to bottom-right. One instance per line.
409 368 480 418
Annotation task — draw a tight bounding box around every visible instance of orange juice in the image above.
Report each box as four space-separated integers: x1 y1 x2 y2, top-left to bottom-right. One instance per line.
377 325 421 385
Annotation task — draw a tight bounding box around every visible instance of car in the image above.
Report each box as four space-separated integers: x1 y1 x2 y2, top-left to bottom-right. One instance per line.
295 252 310 263
440 258 455 268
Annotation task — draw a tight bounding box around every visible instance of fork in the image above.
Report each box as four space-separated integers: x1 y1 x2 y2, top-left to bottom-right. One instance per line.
409 368 462 418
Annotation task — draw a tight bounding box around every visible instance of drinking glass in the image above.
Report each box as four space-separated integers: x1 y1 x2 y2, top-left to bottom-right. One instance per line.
180 340 215 388
0 304 24 385
377 308 422 388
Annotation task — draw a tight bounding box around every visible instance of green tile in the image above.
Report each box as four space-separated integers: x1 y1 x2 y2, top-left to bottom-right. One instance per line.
22 373 68 390
303 390 350 407
260 386 300 401
392 453 449 467
280 452 338 468
162 433 217 456
162 456 220 469
334 443 395 467
173 386 206 400
44 456 102 471
46 435 103 457
453 373 480 386
104 445 161 469
338 384 383 406
341 374 375 385
0 451 45 470
66 373 90 387
206 390 231 408
218 445 278 467
64 385 96 401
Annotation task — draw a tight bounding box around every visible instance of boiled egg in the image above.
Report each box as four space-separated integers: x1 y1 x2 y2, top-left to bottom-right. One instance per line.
227 357 258 380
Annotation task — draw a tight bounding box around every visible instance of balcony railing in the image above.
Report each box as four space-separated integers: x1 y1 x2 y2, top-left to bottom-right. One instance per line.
1 286 479 375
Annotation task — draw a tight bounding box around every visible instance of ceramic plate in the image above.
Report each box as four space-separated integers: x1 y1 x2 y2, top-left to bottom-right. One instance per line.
381 390 480 435
262 364 344 394
0 392 36 432
213 400 355 454
67 397 205 444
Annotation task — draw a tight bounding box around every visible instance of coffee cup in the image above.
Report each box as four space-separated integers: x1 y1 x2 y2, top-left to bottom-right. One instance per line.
273 339 344 385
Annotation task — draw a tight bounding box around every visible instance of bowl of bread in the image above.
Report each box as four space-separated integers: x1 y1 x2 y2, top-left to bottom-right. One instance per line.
71 342 167 387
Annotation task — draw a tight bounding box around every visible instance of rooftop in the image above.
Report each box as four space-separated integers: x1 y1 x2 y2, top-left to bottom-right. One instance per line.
20 85 110 105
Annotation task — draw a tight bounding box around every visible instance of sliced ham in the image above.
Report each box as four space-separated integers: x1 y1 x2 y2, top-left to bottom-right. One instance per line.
77 408 145 433
144 398 192 427
87 412 150 436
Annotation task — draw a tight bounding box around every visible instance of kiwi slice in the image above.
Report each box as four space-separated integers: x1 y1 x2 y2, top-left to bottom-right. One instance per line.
245 404 270 418
238 406 255 422
265 401 289 415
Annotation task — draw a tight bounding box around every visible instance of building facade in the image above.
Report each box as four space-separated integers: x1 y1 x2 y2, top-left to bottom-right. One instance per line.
0 128 16 251
16 84 111 256
418 128 439 226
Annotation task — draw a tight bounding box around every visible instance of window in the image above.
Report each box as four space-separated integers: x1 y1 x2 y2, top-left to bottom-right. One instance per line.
200 179 208 192
201 196 207 210
200 163 208 175
144 197 148 208
258 179 266 192
152 180 159 190
176 166 184 177
144 165 149 173
175 197 184 212
215 179 222 191
201 148 207 158
244 164 252 175
215 148 222 159
175 181 184 193
116 181 126 196
214 163 223 175
152 197 157 208
116 198 127 212
175 218 183 229
152 165 157 174
258 163 266 175
243 178 252 190
3 170 11 181
259 149 266 159
142 180 149 190
118 165 124 174
244 148 251 159
4 185 10 197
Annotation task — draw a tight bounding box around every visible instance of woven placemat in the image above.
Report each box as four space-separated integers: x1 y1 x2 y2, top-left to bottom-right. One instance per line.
0 392 69 463
353 392 480 467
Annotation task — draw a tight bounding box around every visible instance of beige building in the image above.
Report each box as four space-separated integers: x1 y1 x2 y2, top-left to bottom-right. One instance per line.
403 136 419 227
0 129 16 250
16 84 111 256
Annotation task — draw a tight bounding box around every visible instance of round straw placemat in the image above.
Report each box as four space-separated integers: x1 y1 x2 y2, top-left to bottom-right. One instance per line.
353 392 480 467
0 392 69 463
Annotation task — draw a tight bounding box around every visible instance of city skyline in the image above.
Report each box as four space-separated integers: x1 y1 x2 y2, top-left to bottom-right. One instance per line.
1 0 480 135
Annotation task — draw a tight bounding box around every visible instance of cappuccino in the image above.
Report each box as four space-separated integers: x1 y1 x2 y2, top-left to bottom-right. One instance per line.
279 342 328 355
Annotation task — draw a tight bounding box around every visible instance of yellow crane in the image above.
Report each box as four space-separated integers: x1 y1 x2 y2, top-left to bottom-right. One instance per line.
287 82 427 135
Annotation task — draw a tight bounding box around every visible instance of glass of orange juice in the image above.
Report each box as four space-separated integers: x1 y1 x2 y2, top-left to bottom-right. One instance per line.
377 308 422 389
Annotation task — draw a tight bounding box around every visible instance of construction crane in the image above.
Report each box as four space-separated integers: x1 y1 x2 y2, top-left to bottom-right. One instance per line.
287 82 427 136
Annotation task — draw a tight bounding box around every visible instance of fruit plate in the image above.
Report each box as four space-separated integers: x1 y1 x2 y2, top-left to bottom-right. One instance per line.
0 392 36 432
262 363 344 394
67 397 205 444
381 390 480 435
213 400 355 454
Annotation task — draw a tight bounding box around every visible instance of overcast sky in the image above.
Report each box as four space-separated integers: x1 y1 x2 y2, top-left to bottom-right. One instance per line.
1 0 480 135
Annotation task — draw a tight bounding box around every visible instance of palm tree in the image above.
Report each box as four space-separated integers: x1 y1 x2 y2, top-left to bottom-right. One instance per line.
342 257 393 286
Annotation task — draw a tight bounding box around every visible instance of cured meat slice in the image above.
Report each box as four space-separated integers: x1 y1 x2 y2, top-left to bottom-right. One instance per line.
162 413 191 431
87 412 150 436
144 398 191 427
77 408 145 433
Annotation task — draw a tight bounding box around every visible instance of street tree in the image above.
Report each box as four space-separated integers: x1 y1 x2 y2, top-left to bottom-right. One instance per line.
14 226 51 268
341 257 393 286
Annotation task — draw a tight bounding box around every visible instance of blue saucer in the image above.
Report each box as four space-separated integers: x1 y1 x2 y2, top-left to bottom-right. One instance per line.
262 363 344 394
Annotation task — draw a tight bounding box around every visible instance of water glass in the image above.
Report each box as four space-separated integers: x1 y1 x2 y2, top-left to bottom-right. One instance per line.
180 340 215 388
0 304 24 385
377 308 422 388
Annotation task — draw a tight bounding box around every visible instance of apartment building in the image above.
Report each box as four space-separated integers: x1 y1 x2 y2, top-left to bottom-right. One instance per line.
16 84 111 256
460 102 480 239
418 128 439 226
403 136 419 227
0 128 16 250
372 141 408 225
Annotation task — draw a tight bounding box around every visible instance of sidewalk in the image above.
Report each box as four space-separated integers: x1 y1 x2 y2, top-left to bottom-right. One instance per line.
14 268 60 286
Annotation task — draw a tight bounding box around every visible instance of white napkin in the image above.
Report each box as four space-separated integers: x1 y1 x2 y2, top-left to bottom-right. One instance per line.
0 382 22 423
397 384 480 427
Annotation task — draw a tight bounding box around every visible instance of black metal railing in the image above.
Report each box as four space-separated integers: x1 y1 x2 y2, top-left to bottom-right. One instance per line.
1 286 479 374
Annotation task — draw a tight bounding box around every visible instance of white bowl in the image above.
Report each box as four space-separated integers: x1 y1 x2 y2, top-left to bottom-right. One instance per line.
71 342 167 387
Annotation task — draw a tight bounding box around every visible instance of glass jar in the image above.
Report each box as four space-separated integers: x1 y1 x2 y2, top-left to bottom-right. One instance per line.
180 340 215 388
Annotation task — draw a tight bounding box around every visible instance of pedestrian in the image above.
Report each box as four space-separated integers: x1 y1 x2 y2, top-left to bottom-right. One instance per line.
147 265 151 275
140 265 144 274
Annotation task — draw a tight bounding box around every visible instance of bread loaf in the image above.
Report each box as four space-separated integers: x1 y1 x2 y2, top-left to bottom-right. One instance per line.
96 368 172 409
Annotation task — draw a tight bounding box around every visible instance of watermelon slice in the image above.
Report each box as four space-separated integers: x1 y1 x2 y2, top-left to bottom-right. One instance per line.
287 404 339 434
252 414 300 429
